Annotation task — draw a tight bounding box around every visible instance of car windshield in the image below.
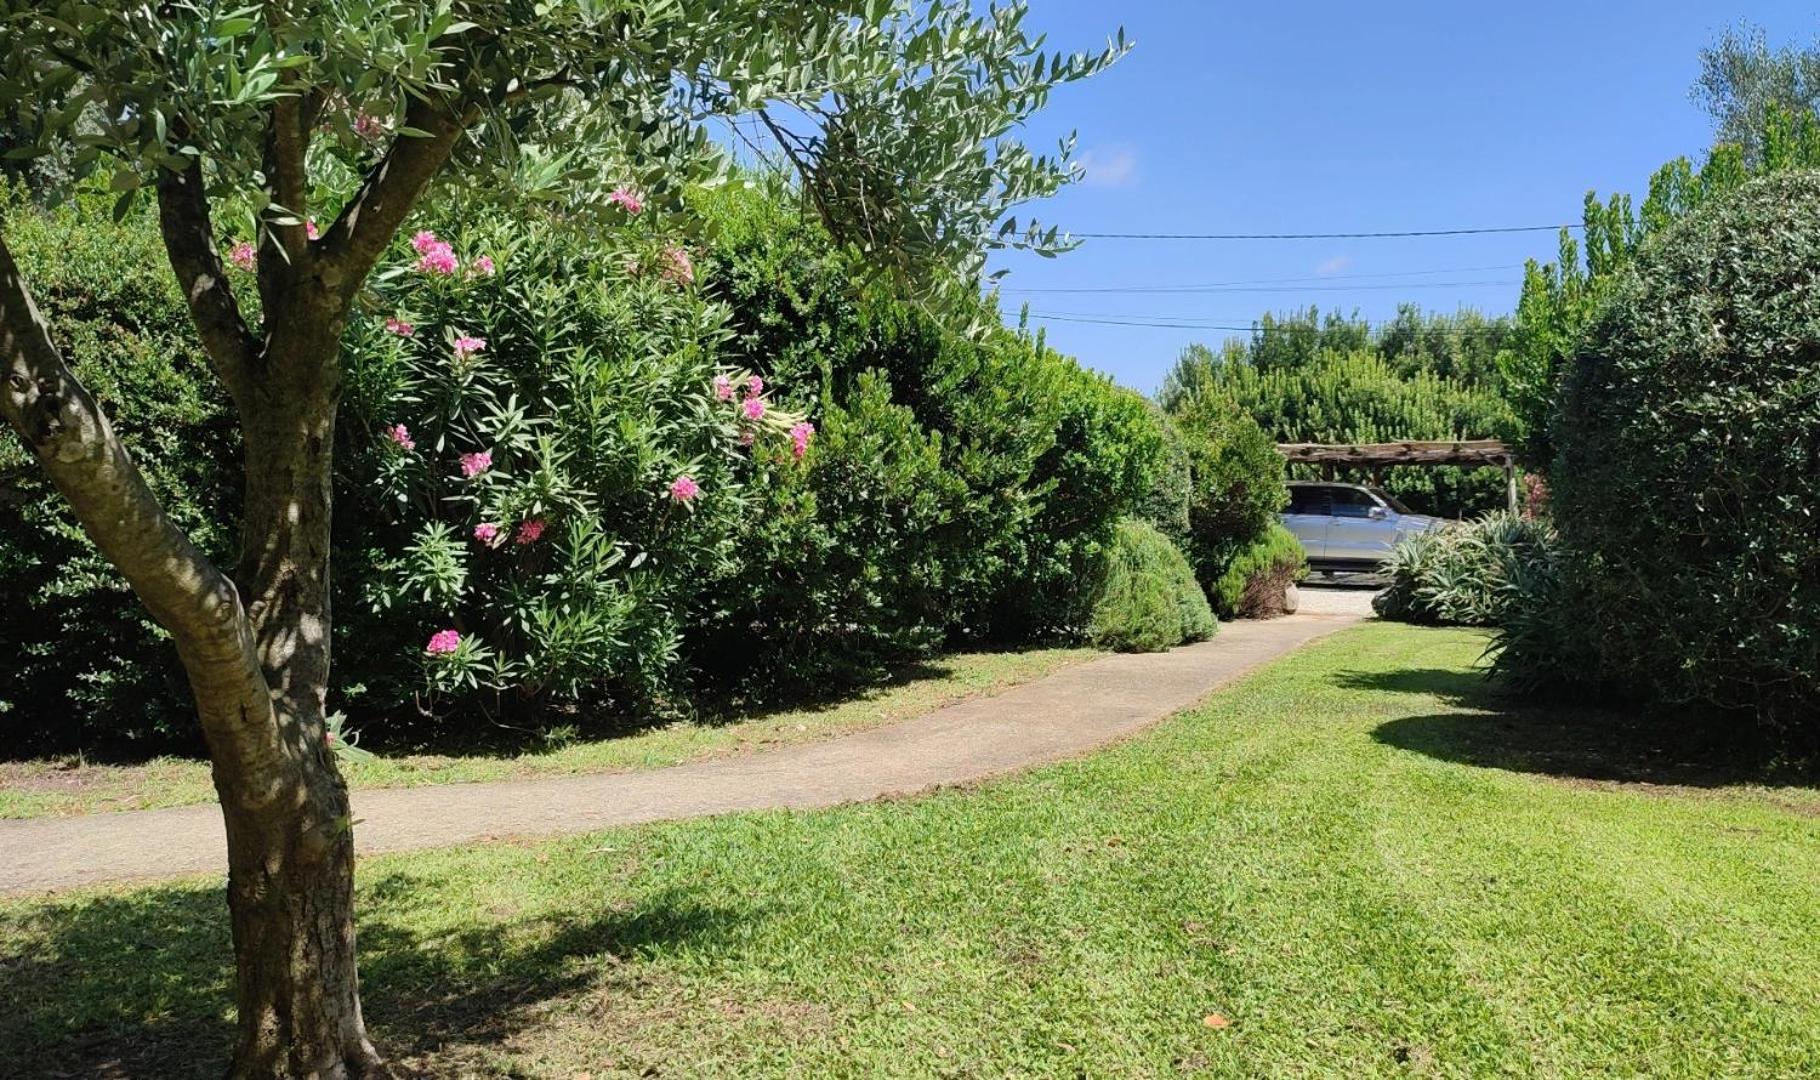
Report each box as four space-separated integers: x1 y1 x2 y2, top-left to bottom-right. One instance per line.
1371 488 1414 515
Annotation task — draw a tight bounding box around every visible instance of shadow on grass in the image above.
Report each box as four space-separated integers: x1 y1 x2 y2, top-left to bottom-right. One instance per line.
0 869 744 1079
1352 666 1816 791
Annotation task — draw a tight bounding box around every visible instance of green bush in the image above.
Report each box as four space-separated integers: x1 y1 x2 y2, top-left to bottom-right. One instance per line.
1211 523 1308 619
1373 513 1554 628
1540 169 1820 733
688 370 969 698
0 189 237 753
1088 519 1217 653
991 369 1170 639
1170 394 1288 591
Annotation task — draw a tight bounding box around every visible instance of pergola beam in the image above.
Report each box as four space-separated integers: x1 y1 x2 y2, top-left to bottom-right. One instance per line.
1277 439 1519 512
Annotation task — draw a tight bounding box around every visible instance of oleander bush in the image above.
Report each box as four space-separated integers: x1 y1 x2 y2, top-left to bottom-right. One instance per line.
1088 519 1216 653
1373 513 1553 628
1535 169 1820 734
1210 523 1308 619
331 204 796 726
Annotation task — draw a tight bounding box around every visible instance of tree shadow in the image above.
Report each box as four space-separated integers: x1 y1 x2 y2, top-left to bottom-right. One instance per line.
0 867 746 1078
1353 668 1816 790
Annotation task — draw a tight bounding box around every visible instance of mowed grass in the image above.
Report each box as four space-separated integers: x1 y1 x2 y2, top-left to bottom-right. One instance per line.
3 622 1818 1077
0 646 1092 819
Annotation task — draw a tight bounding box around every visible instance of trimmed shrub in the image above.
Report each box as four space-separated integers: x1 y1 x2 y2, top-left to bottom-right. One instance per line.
0 189 237 753
1170 394 1288 591
1088 519 1217 653
1540 169 1820 733
992 369 1170 639
1211 523 1308 619
1373 513 1553 628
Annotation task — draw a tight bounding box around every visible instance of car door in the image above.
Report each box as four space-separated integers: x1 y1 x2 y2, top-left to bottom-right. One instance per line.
1280 486 1330 560
1324 486 1394 561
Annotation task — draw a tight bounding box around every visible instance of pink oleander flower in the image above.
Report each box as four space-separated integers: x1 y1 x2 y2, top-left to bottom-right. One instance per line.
668 475 700 502
473 522 500 545
469 255 496 277
514 518 546 545
229 241 256 272
712 375 734 402
425 629 461 655
742 396 766 422
417 241 458 275
458 450 493 479
306 218 320 241
747 374 764 397
353 112 386 140
661 244 694 286
607 185 644 214
385 423 415 451
411 230 442 254
384 316 415 337
789 421 815 460
452 335 487 361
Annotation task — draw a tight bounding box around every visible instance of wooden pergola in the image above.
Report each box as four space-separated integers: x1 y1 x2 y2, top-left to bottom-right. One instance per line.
1276 439 1519 512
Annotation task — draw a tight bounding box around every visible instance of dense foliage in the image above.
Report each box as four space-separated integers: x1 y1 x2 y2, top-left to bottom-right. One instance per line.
1087 519 1216 653
1539 170 1820 735
1373 514 1554 629
0 191 236 752
1209 523 1307 620
1165 338 1514 519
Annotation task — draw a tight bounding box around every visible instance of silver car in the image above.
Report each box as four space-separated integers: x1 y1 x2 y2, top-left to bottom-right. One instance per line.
1281 482 1442 572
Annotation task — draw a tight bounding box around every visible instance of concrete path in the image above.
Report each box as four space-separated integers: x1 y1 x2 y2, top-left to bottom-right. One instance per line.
0 613 1359 895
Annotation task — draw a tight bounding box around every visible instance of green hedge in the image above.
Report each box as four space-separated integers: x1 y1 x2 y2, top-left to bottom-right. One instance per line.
0 189 238 753
2 182 1188 749
1088 519 1217 653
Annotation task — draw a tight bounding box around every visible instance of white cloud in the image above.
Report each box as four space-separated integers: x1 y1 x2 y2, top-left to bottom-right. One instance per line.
1076 146 1138 188
1315 255 1352 277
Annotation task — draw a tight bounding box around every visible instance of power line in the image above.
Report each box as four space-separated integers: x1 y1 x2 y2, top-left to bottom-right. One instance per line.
993 264 1526 295
997 279 1519 298
1012 311 1520 336
1073 225 1583 240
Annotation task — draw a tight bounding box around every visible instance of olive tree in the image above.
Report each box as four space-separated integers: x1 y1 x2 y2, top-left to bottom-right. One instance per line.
0 3 1120 1074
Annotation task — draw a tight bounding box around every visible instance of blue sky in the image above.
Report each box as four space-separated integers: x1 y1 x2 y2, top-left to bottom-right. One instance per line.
988 1 1819 392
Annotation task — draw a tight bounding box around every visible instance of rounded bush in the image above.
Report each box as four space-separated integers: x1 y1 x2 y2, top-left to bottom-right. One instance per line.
1550 169 1820 729
1211 523 1308 619
1088 519 1217 653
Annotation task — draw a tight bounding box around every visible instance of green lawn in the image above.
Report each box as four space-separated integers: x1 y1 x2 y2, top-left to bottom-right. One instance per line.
3 622 1817 1077
0 646 1092 819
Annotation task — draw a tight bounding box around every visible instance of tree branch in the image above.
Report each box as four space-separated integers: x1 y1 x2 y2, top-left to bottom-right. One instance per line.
155 161 258 403
316 93 468 299
265 91 312 258
0 230 258 677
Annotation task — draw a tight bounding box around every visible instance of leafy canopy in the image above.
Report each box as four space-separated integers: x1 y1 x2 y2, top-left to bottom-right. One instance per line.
0 1 1124 290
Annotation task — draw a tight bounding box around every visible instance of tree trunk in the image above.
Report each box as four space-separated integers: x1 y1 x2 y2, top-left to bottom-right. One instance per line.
1 233 381 1076
212 307 378 1077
